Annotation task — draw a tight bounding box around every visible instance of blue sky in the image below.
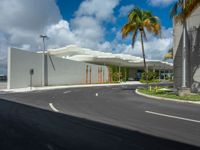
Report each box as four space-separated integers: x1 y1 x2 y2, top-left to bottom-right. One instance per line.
56 0 174 42
0 0 175 74
57 0 173 27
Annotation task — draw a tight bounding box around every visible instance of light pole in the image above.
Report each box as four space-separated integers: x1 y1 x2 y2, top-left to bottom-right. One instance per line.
182 0 187 88
40 35 48 86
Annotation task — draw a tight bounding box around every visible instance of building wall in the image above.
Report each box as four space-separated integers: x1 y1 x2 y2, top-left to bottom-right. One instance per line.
8 48 109 89
173 6 200 92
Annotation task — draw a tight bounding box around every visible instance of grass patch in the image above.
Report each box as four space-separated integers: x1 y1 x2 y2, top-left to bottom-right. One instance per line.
138 87 200 102
139 79 160 83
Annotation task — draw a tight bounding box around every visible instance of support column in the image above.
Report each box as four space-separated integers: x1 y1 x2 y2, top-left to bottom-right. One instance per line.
102 67 104 83
98 67 99 83
89 66 92 84
108 66 112 83
119 65 121 82
178 0 191 96
86 65 88 84
159 66 161 81
101 67 103 83
125 68 127 82
164 67 166 80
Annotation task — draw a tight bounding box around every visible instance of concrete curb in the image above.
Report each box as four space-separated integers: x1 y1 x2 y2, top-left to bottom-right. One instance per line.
1 82 142 93
135 89 200 105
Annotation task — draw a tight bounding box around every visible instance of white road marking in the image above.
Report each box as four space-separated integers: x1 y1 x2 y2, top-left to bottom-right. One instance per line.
63 90 71 94
112 87 119 90
49 103 59 112
145 111 200 124
96 93 98 96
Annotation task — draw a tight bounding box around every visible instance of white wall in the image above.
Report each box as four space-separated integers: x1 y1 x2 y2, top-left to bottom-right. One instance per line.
8 48 109 89
8 48 43 89
173 6 200 92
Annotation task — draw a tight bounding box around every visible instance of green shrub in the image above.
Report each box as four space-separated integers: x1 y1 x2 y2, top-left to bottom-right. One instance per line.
140 71 159 83
112 72 122 81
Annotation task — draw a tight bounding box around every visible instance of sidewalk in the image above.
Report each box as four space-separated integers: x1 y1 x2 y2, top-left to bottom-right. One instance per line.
1 81 142 93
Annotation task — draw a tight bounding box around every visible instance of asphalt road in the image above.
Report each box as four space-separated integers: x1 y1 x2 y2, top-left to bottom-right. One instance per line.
0 85 199 150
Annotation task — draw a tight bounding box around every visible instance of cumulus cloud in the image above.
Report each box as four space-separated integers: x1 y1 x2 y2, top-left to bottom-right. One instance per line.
0 0 62 74
71 16 105 48
45 0 120 51
117 27 173 60
0 0 172 75
148 0 176 7
70 0 120 49
0 0 121 74
119 4 134 17
75 0 119 21
46 20 76 48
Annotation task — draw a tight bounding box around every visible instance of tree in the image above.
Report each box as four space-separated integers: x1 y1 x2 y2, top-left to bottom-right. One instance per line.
121 7 161 74
170 0 200 88
164 47 173 60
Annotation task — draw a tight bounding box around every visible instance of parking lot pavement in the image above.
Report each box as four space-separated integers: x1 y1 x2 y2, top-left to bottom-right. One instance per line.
0 84 199 150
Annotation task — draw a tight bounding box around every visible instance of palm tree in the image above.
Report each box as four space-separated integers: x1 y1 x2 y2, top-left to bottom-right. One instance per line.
170 0 200 88
164 48 173 60
121 7 161 74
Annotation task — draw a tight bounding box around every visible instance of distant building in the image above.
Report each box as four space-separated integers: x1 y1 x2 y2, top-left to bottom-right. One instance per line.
7 46 173 89
173 5 200 92
48 45 173 81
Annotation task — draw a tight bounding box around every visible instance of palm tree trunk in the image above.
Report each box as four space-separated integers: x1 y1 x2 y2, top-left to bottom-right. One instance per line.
140 31 147 73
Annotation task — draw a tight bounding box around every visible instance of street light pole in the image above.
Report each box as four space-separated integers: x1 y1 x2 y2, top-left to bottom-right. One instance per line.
40 35 48 86
182 0 187 88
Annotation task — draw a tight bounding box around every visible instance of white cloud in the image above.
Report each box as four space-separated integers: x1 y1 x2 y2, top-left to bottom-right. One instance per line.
0 0 173 75
0 0 61 32
44 0 120 51
148 0 176 7
117 27 173 60
71 16 104 47
119 5 134 17
0 0 62 74
70 0 120 49
75 0 119 21
46 20 76 48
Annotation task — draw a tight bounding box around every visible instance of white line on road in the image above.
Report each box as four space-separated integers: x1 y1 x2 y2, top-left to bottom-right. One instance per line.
49 103 59 112
145 111 200 124
63 90 71 94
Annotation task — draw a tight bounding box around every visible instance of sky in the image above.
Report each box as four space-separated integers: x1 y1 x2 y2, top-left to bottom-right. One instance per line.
0 0 176 75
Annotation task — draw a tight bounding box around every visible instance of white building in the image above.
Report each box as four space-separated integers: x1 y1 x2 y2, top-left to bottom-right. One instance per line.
7 45 173 89
173 5 200 93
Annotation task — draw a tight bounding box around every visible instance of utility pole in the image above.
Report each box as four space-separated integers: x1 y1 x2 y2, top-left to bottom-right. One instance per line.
182 0 187 88
40 35 48 86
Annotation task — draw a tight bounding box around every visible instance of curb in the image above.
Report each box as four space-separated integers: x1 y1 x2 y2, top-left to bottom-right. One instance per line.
1 82 143 93
135 89 200 105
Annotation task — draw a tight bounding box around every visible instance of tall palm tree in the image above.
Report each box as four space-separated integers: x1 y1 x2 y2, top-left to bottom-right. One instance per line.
121 8 161 74
170 0 200 88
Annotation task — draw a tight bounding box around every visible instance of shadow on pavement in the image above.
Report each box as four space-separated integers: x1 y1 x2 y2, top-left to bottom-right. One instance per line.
0 98 199 150
121 83 173 91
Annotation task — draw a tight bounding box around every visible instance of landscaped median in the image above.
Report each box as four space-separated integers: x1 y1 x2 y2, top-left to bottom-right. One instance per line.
136 87 200 104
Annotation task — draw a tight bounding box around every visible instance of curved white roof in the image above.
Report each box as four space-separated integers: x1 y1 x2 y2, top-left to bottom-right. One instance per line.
48 45 173 69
